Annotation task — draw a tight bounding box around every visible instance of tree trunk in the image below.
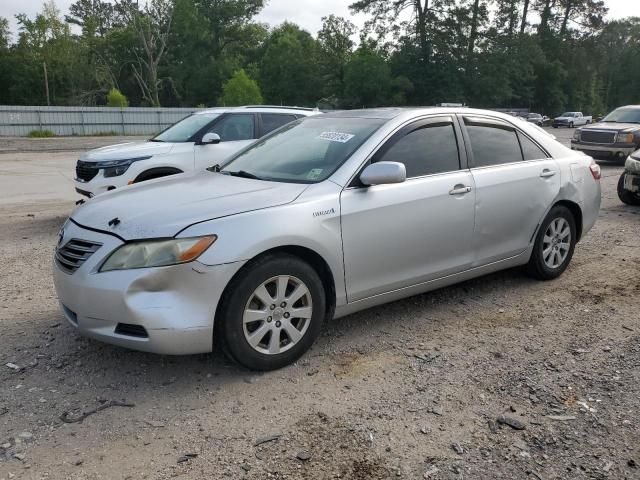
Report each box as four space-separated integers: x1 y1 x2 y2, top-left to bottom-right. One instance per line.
520 0 530 34
415 0 430 62
560 0 572 35
538 0 553 35
468 0 481 56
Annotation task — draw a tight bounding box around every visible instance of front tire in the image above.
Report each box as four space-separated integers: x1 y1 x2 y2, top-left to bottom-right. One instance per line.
527 205 577 280
618 173 640 205
216 254 326 371
569 122 574 128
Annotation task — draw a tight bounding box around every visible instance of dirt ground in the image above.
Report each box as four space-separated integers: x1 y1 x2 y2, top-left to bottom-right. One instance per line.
0 130 639 480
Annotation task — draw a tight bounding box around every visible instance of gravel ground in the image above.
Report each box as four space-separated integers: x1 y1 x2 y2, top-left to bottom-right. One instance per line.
0 130 639 479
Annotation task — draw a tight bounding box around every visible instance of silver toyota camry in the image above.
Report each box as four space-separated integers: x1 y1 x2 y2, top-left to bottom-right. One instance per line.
53 108 601 370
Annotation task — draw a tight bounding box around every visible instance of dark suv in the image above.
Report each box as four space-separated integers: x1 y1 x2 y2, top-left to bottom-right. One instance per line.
571 105 640 162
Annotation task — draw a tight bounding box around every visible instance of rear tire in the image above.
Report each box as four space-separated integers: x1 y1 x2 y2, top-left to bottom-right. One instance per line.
618 173 640 205
216 254 326 371
527 205 577 281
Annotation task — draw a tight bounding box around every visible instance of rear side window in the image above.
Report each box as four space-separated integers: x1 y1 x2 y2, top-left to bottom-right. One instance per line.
465 119 522 167
376 122 460 178
261 114 297 135
518 132 548 160
208 114 255 141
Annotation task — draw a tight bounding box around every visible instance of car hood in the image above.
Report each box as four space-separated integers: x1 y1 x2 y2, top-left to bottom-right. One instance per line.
79 141 175 162
71 172 309 240
582 122 640 133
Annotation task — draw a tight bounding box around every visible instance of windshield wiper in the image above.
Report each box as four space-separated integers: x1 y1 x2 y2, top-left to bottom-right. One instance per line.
207 164 221 172
224 170 262 180
149 138 164 142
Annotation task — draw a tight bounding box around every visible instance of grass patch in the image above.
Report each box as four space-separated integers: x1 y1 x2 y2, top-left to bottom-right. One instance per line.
92 131 121 136
27 129 55 138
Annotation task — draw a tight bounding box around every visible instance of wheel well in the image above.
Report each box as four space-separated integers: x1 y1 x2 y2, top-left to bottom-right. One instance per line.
555 200 583 242
215 246 337 327
134 167 182 183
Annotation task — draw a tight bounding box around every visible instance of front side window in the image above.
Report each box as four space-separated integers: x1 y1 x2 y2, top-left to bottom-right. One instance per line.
208 114 255 141
152 113 220 143
261 114 297 135
375 122 460 177
221 116 385 183
465 119 522 167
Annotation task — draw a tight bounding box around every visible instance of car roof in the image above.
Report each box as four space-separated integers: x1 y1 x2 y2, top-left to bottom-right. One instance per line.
195 106 319 115
319 107 541 125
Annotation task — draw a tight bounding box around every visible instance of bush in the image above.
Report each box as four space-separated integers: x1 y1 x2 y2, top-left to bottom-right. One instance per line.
219 69 263 106
106 88 129 108
27 129 55 138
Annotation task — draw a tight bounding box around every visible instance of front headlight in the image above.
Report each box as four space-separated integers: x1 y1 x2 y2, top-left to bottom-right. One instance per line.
616 132 635 143
98 156 152 178
573 129 581 140
100 235 217 272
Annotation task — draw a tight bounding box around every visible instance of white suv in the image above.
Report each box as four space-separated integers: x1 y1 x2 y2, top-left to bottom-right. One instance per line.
74 106 320 197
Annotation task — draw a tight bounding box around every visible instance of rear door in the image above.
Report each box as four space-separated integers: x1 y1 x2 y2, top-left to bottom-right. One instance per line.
340 116 476 302
460 115 561 266
194 113 257 169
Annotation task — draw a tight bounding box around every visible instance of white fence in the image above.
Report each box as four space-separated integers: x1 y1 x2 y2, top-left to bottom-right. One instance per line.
0 106 206 136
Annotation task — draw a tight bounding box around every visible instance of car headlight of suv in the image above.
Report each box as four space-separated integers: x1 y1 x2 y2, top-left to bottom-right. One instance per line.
98 156 152 178
100 235 217 272
616 132 635 143
573 129 581 140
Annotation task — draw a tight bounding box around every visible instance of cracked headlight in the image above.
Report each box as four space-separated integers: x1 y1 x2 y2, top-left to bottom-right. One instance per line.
100 235 217 272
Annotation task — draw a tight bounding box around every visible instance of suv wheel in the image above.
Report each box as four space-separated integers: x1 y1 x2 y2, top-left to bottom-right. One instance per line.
216 254 326 371
618 173 640 205
527 205 576 280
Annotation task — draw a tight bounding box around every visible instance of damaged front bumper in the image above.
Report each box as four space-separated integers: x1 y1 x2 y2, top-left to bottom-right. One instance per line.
53 220 245 355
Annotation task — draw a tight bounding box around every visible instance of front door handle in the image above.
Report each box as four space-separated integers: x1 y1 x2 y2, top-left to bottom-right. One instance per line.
540 169 557 178
449 185 472 195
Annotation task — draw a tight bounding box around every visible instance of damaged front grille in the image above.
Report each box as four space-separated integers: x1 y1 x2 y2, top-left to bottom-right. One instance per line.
55 239 102 274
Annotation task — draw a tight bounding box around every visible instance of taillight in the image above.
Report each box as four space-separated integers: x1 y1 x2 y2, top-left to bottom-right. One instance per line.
589 160 601 180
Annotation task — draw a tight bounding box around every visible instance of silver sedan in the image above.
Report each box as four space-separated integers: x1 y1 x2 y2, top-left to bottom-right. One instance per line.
53 108 601 370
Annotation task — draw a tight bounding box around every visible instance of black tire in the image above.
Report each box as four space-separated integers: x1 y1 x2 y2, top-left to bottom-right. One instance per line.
569 122 574 128
215 253 326 371
618 173 640 206
527 205 577 281
552 125 558 129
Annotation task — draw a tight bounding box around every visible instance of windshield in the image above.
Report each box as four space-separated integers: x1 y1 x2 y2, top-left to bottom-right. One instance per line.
152 113 220 142
221 116 385 183
560 112 574 117
602 108 640 124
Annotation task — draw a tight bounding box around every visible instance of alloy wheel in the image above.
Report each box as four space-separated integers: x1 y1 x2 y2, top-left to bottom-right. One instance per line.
242 275 313 355
542 217 571 269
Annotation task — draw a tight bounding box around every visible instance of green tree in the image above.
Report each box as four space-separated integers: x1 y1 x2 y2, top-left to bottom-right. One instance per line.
343 43 391 107
317 15 356 102
259 23 321 106
219 69 263 105
106 87 129 107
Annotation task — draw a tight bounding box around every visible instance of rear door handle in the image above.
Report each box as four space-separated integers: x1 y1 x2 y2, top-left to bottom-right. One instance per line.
449 185 472 195
540 169 557 178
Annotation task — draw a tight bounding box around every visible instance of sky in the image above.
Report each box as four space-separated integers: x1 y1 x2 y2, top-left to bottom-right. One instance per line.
1 0 637 39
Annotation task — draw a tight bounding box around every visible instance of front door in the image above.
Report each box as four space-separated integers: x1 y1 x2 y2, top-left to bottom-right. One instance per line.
340 116 476 302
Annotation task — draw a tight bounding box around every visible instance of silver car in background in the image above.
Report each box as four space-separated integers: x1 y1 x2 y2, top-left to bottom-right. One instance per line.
53 108 601 370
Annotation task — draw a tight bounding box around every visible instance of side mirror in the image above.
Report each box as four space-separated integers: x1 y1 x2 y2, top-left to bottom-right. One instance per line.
360 161 406 186
200 132 221 145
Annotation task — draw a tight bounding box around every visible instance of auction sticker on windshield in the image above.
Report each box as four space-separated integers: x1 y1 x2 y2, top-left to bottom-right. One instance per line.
318 132 355 143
